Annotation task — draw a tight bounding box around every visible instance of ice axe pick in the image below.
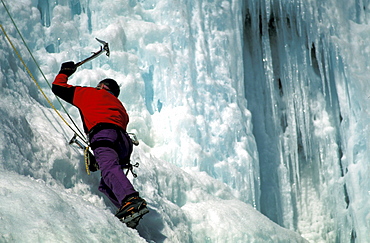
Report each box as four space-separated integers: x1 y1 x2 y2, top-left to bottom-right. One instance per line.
75 38 110 67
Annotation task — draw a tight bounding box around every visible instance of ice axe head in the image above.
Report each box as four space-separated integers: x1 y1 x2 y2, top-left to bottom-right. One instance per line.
96 38 110 57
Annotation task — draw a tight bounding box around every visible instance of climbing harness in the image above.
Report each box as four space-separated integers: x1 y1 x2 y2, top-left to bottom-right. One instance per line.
69 133 140 176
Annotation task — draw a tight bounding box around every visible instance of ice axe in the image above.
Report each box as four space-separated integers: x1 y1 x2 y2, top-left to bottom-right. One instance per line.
69 134 99 174
75 38 110 67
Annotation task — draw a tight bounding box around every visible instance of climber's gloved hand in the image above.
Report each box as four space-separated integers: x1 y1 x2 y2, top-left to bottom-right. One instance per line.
59 61 77 77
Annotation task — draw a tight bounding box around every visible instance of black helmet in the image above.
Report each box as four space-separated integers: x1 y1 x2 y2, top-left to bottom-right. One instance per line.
98 78 120 97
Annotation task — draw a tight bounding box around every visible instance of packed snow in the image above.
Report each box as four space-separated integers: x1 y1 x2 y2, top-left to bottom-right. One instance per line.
0 0 369 242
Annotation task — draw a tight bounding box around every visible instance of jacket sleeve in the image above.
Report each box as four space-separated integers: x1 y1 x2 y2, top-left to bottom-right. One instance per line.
52 73 76 104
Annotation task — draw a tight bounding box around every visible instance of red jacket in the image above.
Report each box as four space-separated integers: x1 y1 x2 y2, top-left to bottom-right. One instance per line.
52 74 129 133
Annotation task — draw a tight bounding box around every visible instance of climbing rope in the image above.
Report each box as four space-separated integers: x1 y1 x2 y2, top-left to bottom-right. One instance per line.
0 24 87 144
0 0 87 144
84 146 92 175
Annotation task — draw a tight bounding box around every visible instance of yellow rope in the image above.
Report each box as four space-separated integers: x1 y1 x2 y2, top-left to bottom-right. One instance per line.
0 24 86 143
84 146 91 175
1 0 86 143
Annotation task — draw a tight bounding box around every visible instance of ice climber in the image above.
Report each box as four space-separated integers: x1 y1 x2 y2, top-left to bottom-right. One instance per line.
52 61 149 228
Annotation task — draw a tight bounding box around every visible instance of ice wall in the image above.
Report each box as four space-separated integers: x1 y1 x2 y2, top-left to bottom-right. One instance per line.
243 0 370 242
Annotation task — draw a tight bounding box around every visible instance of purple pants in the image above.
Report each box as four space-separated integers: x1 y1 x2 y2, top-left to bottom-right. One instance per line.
90 128 137 208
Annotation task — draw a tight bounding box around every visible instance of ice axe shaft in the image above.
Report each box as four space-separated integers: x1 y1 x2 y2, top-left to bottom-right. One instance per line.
75 38 110 67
